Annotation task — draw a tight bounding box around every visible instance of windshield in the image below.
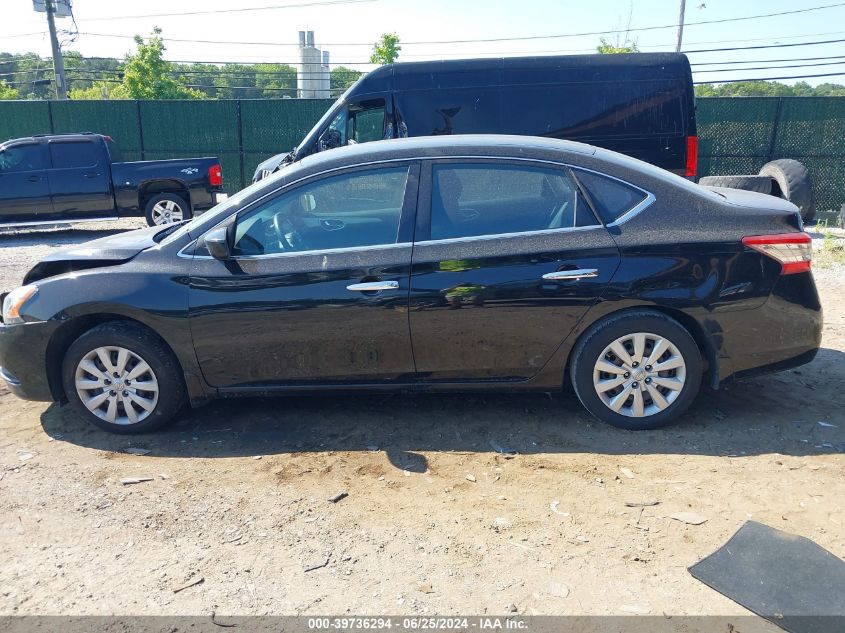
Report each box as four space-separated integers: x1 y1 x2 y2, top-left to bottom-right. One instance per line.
294 98 347 158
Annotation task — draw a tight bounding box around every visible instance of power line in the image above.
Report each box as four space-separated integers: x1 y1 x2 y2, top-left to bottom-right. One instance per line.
70 3 845 47
81 0 373 21
684 37 845 54
691 54 845 66
694 71 845 84
694 60 845 73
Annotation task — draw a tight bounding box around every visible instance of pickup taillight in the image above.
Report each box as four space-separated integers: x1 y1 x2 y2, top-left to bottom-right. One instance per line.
742 232 812 275
208 163 223 187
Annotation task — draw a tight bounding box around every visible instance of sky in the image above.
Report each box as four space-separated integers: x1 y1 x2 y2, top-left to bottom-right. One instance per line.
2 0 845 85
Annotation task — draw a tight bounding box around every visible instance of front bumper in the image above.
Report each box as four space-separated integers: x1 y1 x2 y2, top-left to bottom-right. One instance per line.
0 320 57 402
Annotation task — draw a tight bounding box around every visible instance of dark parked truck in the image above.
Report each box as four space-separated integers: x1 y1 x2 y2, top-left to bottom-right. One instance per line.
254 53 698 181
0 133 227 228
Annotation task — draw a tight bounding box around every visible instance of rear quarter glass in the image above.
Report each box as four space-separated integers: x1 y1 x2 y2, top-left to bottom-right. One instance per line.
574 169 648 224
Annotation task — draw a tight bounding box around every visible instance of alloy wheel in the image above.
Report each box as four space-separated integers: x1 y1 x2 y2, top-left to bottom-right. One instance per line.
592 332 687 418
74 346 160 425
150 200 184 225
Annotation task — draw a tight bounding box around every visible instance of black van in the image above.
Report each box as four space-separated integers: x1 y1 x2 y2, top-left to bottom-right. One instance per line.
254 53 697 181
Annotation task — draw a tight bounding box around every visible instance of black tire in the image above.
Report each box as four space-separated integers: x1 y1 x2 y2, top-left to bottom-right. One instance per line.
570 310 703 431
61 322 187 434
143 193 191 227
698 175 773 194
758 159 815 224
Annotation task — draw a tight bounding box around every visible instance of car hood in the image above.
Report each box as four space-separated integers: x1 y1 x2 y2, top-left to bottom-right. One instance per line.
23 225 164 284
252 152 292 181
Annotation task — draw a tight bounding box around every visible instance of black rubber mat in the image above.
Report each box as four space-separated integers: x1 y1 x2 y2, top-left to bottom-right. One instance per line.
689 521 845 633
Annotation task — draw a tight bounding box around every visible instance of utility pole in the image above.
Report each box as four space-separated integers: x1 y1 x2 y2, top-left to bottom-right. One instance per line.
675 0 687 53
45 0 68 99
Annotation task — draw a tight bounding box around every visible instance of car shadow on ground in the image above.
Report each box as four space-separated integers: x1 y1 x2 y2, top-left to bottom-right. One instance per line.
40 347 845 470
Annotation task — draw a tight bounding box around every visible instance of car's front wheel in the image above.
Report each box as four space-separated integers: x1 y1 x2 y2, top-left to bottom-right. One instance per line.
61 322 186 434
570 311 702 430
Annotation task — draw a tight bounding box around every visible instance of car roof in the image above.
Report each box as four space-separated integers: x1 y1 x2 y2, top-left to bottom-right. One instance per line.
296 134 597 170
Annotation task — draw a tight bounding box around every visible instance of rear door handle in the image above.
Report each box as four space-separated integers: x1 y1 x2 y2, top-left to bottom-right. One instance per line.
27 175 41 182
84 172 100 179
542 268 599 281
346 280 399 292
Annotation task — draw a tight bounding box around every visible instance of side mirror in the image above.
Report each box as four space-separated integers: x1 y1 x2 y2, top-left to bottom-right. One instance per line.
205 225 232 260
319 128 343 151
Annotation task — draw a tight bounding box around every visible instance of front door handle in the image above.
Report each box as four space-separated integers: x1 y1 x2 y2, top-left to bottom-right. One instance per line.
347 280 399 292
84 172 100 179
27 175 41 182
542 268 599 281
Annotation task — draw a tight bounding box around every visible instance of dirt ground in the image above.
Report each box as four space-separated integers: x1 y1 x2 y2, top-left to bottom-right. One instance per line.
1 220 843 621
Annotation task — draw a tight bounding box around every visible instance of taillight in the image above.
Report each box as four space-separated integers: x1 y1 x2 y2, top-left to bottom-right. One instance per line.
208 163 223 187
742 232 812 275
685 135 698 177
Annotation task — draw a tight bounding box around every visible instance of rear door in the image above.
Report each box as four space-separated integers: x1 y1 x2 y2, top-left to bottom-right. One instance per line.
408 159 621 382
0 141 51 224
47 138 113 219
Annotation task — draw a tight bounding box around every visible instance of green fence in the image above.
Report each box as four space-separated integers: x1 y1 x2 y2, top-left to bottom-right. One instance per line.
698 97 845 219
1 97 843 218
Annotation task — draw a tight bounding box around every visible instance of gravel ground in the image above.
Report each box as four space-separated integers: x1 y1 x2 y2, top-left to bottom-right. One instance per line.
0 221 843 621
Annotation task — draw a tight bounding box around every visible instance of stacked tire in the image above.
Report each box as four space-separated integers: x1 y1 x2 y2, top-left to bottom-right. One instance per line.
698 159 815 224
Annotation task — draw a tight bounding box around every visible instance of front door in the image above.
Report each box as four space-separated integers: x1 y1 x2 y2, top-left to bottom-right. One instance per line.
408 160 621 381
188 162 419 388
0 142 51 224
46 138 113 219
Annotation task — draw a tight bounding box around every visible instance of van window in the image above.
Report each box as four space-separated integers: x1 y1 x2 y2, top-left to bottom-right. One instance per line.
349 99 387 143
574 170 648 224
500 82 685 139
430 163 598 240
395 88 501 136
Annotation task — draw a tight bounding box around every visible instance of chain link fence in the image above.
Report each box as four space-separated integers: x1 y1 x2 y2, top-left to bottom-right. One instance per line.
1 97 843 218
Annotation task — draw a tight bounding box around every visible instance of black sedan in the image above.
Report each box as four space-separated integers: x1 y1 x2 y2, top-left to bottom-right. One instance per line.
0 136 821 433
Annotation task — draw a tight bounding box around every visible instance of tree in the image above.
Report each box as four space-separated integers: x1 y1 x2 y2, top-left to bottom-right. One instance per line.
69 81 128 100
331 66 363 93
693 80 845 97
596 36 639 54
0 80 20 100
370 33 401 65
121 28 205 99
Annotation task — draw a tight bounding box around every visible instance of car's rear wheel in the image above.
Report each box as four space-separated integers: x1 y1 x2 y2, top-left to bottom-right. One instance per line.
144 193 190 227
570 311 702 430
61 322 186 434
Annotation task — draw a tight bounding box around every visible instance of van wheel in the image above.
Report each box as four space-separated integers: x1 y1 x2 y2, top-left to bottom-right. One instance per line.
759 159 815 224
570 311 702 430
61 322 186 434
144 193 190 227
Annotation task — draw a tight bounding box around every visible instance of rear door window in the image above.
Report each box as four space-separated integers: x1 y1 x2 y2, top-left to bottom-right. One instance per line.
429 162 598 240
49 141 99 169
573 169 649 224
